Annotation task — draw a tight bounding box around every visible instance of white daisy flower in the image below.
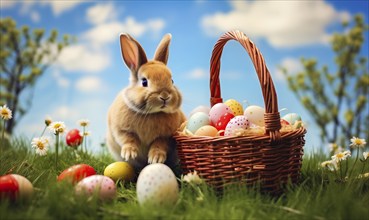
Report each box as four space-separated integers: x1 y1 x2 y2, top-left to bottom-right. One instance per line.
48 121 66 135
80 131 91 137
332 151 351 163
363 152 369 160
0 105 12 120
183 170 203 185
78 119 89 127
350 137 366 148
31 136 50 156
321 160 338 171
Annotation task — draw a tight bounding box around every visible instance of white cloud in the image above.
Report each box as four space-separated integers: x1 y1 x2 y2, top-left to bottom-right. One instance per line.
274 57 303 81
186 68 207 79
82 22 125 46
86 3 117 25
4 1 82 19
58 11 165 73
52 70 70 88
201 0 350 48
0 1 17 8
57 44 110 73
42 1 83 16
53 106 81 121
75 76 105 92
30 11 40 23
82 16 165 47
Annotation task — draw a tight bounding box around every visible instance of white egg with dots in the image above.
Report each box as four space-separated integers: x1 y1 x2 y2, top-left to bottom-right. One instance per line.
224 115 250 136
136 164 179 207
75 175 116 201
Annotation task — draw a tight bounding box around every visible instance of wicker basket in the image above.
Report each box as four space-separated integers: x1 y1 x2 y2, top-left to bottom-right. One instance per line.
174 30 306 194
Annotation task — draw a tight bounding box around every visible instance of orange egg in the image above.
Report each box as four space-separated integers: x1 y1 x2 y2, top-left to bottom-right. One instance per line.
194 125 218 137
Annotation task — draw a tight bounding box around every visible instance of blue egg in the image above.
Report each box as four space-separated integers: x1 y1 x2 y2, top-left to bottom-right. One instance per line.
186 112 210 133
282 113 301 125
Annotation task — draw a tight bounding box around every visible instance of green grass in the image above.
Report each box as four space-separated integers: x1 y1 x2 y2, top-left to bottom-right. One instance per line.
1 138 368 220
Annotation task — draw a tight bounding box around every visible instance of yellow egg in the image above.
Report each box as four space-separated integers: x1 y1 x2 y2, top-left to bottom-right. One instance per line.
104 162 135 182
224 99 244 116
194 125 218 137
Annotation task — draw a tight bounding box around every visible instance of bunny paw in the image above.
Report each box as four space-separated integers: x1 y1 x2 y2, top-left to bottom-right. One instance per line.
148 148 166 164
121 144 138 161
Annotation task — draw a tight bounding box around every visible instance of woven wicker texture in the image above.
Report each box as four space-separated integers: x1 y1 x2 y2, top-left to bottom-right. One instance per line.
174 30 306 194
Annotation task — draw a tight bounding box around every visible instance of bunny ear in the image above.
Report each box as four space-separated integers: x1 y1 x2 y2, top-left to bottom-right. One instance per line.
120 34 148 73
153 33 172 65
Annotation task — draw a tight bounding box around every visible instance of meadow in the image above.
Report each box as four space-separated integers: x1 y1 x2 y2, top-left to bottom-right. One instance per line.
0 137 368 220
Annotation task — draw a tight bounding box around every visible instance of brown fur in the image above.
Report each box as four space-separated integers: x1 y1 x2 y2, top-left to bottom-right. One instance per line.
106 34 185 171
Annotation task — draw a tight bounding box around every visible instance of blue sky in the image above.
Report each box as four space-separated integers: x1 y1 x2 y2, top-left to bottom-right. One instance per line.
1 0 368 154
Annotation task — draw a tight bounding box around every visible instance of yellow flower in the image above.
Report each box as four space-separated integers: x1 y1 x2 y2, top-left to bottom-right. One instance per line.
31 137 50 156
0 105 12 120
48 121 66 135
183 170 203 185
350 137 366 148
78 119 89 127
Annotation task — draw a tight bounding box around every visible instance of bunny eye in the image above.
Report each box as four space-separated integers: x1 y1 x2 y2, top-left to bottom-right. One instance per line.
141 78 148 87
172 79 174 84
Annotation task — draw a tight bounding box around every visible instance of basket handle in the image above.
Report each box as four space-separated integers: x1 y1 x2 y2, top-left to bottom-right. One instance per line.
210 30 281 142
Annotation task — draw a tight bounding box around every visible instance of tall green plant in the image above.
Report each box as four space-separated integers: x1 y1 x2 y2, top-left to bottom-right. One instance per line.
281 14 369 146
0 17 73 135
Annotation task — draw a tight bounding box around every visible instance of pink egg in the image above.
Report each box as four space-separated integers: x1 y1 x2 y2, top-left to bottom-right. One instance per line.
75 175 116 201
209 103 232 125
224 115 250 136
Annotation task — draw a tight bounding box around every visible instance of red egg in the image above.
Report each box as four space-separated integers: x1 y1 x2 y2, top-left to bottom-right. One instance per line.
66 129 83 147
58 164 96 184
0 174 33 201
215 112 235 135
0 174 19 201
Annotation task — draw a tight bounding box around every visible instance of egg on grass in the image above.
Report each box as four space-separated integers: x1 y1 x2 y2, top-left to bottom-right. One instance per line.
66 129 83 147
0 174 33 202
136 164 179 207
75 175 117 202
58 164 96 184
104 161 135 182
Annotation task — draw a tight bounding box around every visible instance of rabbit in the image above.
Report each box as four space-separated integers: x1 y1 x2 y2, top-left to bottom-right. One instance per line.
106 33 186 174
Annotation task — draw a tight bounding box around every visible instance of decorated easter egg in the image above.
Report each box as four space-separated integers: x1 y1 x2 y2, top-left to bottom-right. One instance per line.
186 112 210 133
75 175 116 201
224 115 250 136
244 105 265 126
194 125 218 137
282 113 302 125
224 99 244 116
66 129 83 147
214 112 235 134
136 164 179 207
209 103 233 125
104 162 135 182
280 119 290 126
189 105 211 118
58 164 96 183
0 174 33 201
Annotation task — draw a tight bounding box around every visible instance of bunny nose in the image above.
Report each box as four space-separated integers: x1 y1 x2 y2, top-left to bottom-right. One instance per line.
160 96 170 103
